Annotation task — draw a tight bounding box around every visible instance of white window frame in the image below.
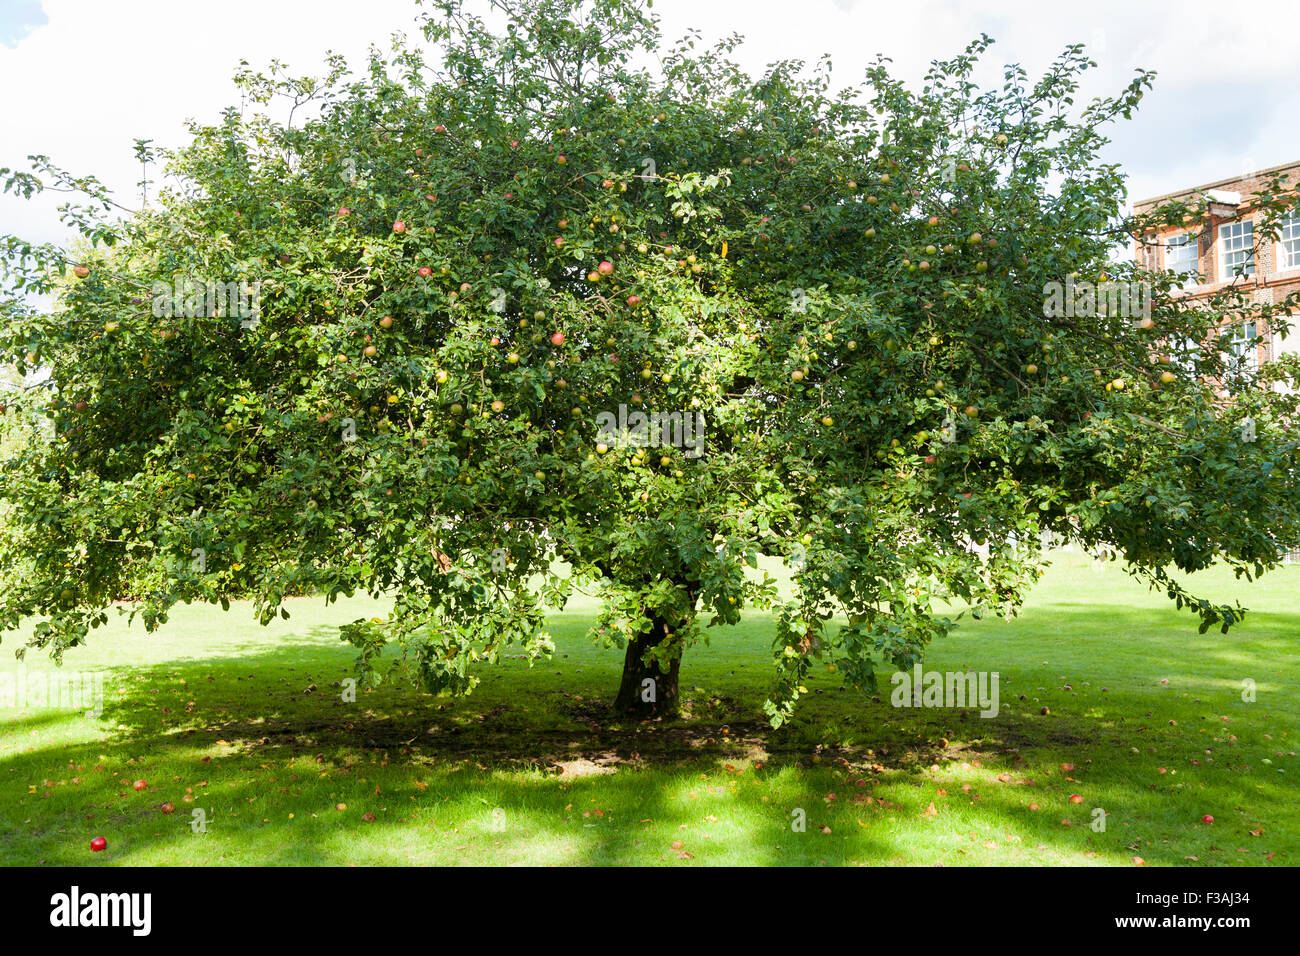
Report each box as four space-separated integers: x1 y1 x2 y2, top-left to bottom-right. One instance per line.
1218 220 1255 281
1164 231 1200 288
1228 319 1259 374
1278 212 1300 272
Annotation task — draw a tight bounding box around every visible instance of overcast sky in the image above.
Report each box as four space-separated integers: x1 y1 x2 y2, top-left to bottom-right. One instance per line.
3 0 1297 250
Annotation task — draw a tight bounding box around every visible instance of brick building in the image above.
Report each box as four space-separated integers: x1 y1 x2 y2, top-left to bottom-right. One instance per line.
1132 160 1300 375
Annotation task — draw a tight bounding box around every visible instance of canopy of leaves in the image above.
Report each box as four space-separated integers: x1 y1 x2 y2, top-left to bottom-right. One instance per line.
3 0 1299 724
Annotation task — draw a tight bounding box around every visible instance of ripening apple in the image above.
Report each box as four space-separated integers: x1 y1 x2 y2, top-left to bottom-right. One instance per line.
133 780 147 791
364 345 377 357
821 416 833 427
73 265 90 278
379 316 394 329
418 266 432 277
918 261 930 271
1161 370 1176 384
435 369 449 384
965 405 978 417
925 245 937 255
1138 317 1155 330
995 134 1008 145
588 271 600 282
924 455 936 465
392 221 406 234
597 260 614 275
556 154 566 164
1025 363 1038 374
791 369 805 382
337 206 351 217
490 335 501 346
491 400 505 413
1112 378 1126 390
507 352 520 364
969 232 982 244
434 124 446 133
550 331 565 346
104 321 119 332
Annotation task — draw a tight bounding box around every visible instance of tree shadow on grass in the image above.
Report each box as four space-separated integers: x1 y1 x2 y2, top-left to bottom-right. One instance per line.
1 600 1295 865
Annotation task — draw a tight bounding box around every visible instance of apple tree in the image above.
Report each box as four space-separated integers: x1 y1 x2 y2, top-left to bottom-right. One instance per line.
3 0 1299 724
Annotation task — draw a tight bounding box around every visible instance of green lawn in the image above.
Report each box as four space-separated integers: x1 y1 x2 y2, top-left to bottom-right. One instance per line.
1 552 1295 866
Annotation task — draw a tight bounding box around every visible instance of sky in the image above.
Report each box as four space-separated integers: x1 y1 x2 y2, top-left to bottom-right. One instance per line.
2 0 1298 252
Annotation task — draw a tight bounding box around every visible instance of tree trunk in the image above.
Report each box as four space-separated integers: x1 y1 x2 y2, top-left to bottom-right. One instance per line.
613 614 681 718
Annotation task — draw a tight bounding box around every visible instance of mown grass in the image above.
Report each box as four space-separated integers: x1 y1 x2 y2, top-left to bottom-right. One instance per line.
1 552 1295 866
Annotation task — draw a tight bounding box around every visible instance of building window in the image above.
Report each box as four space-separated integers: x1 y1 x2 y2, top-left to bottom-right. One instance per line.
1164 232 1199 287
1219 220 1255 280
1228 319 1259 377
1280 213 1300 271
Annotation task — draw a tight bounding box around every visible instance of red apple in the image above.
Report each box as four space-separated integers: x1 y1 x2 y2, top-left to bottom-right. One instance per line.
490 335 501 346
161 802 175 814
73 265 90 278
418 266 432 277
550 331 565 346
626 295 641 306
554 238 565 248
337 206 351 217
1202 814 1214 824
1069 794 1083 804
392 221 406 233
379 316 394 329
924 455 936 464
90 837 107 852
133 780 147 791
597 261 613 275
434 124 446 133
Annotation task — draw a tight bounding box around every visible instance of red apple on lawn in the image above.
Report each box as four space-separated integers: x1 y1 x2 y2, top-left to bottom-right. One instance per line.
392 221 406 233
90 837 107 852
161 802 175 814
1068 794 1083 804
1202 814 1214 824
134 780 147 791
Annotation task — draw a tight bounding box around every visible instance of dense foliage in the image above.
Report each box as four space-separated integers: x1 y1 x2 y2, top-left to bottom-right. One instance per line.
3 0 1299 722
